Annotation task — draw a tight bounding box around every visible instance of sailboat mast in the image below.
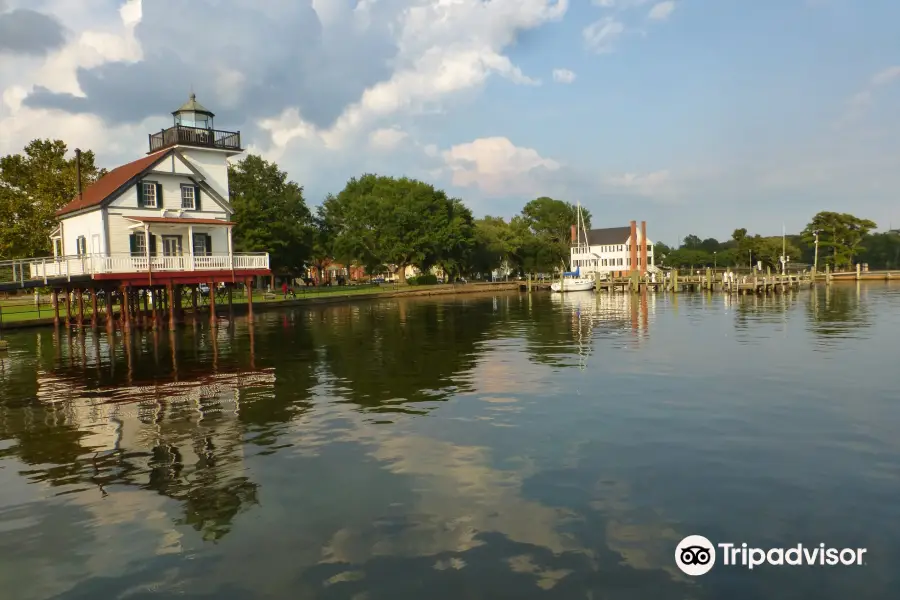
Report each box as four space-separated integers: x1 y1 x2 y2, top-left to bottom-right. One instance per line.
576 201 581 248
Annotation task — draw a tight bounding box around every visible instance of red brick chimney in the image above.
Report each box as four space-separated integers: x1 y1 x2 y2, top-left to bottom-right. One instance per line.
571 224 577 245
630 220 637 274
640 220 648 274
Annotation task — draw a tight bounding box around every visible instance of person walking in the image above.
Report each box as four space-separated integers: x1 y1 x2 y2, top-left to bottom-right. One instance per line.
282 282 288 299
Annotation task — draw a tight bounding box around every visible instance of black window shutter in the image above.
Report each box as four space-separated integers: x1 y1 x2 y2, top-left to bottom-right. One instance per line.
129 233 137 255
194 185 201 211
149 233 157 256
156 183 164 208
137 181 145 207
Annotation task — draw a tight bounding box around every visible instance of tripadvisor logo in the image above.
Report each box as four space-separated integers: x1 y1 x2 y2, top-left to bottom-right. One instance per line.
675 535 867 576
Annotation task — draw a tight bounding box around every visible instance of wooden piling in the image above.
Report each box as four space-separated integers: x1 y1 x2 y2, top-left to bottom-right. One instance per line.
209 280 216 324
90 289 98 329
74 288 84 328
246 278 254 321
106 288 115 333
121 285 131 331
167 282 176 330
52 289 60 327
64 289 71 327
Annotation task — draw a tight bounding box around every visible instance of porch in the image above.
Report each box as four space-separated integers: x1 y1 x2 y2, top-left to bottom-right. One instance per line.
0 252 269 289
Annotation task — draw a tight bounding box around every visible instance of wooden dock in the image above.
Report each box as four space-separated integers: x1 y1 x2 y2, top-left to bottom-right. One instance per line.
519 264 898 295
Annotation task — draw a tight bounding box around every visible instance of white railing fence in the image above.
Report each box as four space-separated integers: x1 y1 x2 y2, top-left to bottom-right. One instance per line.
0 253 269 285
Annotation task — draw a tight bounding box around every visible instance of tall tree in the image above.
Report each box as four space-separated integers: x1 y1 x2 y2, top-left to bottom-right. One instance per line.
521 197 592 242
517 197 591 270
469 216 517 277
802 212 877 270
858 231 900 269
427 198 475 281
228 154 313 276
681 234 703 250
321 174 471 284
0 139 105 258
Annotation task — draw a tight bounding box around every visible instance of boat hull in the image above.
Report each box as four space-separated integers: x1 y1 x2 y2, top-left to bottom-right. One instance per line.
550 278 595 293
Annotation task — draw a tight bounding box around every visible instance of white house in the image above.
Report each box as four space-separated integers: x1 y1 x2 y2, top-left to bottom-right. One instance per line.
33 94 268 283
570 220 656 277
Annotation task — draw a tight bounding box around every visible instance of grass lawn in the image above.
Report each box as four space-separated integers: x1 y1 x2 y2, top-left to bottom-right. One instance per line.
0 284 425 325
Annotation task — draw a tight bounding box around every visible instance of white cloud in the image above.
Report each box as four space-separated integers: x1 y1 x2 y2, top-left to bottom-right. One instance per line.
871 65 900 86
838 64 900 126
552 68 576 84
583 17 625 53
648 1 675 21
0 0 143 158
605 170 672 196
368 127 408 150
592 0 652 9
441 137 560 196
1 0 566 164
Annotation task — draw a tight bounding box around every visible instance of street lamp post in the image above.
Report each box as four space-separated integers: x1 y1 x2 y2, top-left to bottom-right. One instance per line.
714 251 717 270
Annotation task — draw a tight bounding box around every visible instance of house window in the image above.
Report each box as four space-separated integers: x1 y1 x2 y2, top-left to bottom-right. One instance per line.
143 182 157 208
647 244 652 252
162 235 182 256
181 185 196 209
132 233 147 256
76 235 87 256
53 239 62 257
193 233 209 256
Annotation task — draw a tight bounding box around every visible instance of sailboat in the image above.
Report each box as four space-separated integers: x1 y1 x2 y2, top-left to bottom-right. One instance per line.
551 202 596 293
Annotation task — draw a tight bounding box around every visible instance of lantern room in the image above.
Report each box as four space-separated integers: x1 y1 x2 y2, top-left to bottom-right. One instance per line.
173 93 214 129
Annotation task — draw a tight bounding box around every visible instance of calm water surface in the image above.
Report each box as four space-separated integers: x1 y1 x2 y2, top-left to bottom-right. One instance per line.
0 284 898 599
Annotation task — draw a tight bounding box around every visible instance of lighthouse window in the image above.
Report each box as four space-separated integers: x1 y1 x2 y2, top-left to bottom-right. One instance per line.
142 182 157 208
181 185 196 209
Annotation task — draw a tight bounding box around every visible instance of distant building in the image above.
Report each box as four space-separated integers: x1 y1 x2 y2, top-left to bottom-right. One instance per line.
570 220 655 277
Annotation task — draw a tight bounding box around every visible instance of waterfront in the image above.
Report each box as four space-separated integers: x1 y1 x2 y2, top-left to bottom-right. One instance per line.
0 284 898 599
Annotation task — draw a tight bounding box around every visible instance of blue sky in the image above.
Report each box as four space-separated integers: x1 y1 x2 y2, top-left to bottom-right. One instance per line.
1 0 898 245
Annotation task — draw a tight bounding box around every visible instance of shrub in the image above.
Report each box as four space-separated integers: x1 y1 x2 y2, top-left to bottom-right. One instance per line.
417 273 438 285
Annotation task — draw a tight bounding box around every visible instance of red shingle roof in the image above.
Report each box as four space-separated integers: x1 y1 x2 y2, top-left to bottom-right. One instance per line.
56 149 170 217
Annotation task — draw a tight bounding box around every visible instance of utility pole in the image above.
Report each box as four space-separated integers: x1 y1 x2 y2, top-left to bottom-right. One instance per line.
781 223 786 274
813 230 819 274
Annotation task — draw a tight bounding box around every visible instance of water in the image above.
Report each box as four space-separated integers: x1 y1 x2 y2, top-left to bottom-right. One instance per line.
0 284 898 599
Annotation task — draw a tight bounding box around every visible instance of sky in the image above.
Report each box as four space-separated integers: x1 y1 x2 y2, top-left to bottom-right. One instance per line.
0 0 898 245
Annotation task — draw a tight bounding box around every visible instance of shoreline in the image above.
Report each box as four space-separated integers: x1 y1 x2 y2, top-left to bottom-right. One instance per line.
1 277 894 332
0 281 524 331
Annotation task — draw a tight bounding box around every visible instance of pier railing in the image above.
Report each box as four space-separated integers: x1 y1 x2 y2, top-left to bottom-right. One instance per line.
0 253 269 286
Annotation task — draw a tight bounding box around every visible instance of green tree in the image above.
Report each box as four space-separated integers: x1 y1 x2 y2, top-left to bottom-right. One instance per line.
0 139 105 258
681 234 703 250
858 231 900 269
469 216 518 277
427 198 475 281
801 212 877 270
699 237 721 253
228 155 313 276
508 215 560 274
521 197 592 242
516 197 591 271
321 174 471 284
